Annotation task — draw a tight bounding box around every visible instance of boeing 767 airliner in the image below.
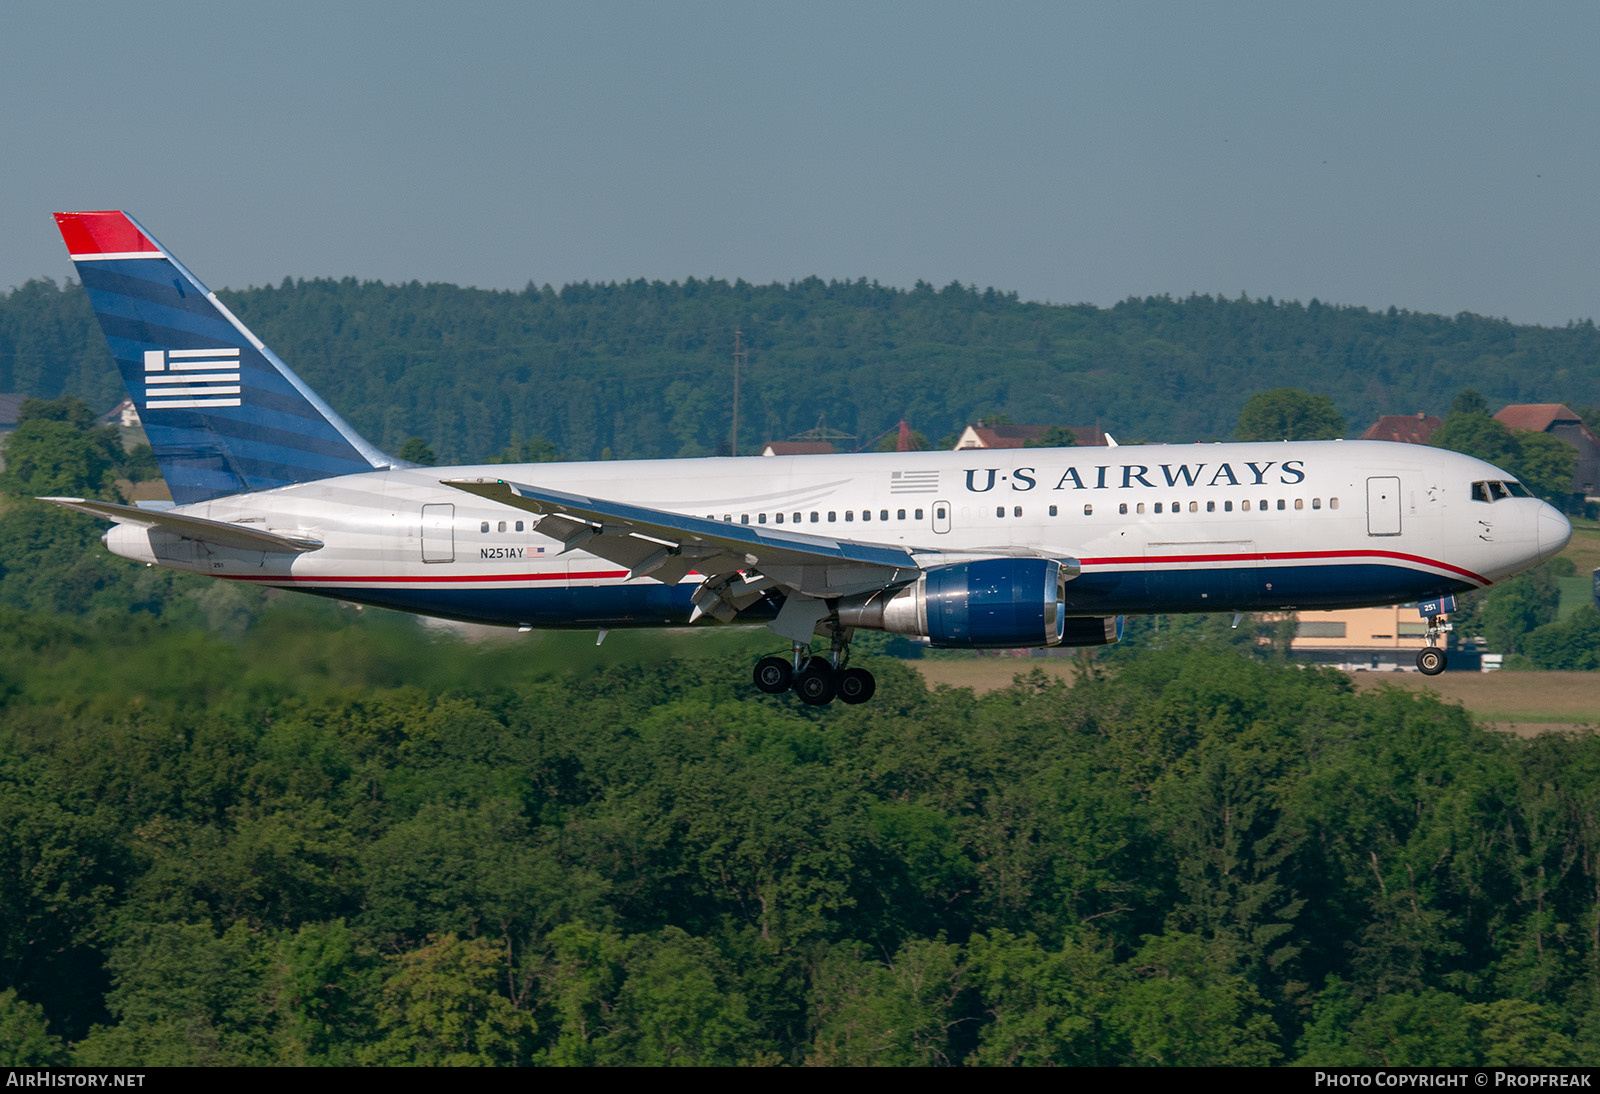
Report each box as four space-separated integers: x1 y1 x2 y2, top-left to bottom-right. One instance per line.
43 211 1572 704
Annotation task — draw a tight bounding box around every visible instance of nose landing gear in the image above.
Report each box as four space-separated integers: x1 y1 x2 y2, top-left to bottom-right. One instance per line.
1415 612 1452 676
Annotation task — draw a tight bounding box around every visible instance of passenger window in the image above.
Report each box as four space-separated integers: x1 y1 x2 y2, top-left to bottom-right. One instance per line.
1083 504 1093 516
515 520 524 532
480 521 490 533
1294 499 1304 511
741 514 750 524
828 512 837 522
845 511 853 522
861 510 870 521
1136 502 1146 514
996 506 1005 518
1050 504 1059 516
880 510 889 520
775 513 784 524
498 521 507 532
1330 497 1339 509
1206 501 1215 513
1242 500 1251 512
1224 501 1232 512
1118 503 1127 515
794 512 801 523
1311 498 1321 510
1154 503 1163 513
810 512 819 523
758 513 767 524
897 509 906 520
1188 501 1198 513
724 514 732 522
1014 506 1022 518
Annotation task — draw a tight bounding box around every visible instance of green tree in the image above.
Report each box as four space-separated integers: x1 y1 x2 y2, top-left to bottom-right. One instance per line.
1520 605 1600 670
362 933 536 1066
396 437 436 466
1108 930 1282 1065
967 930 1123 1066
1450 389 1492 417
1478 565 1565 656
1023 425 1078 448
1431 390 1574 505
606 927 761 1066
0 990 65 1066
538 923 628 1067
1235 389 1346 442
806 938 967 1066
0 420 120 498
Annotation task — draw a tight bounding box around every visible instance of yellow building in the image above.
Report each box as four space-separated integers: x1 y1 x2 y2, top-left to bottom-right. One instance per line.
1286 606 1479 672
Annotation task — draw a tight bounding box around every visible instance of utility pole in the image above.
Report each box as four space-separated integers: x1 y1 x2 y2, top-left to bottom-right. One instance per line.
731 328 745 457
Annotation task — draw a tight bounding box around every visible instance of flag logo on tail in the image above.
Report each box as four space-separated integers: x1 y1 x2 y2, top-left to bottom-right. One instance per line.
142 348 242 408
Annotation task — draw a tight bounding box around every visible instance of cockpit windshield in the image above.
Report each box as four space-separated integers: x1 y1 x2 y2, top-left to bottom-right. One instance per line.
1471 479 1532 501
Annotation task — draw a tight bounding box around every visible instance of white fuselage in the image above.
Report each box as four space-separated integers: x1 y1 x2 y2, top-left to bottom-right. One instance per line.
102 440 1570 633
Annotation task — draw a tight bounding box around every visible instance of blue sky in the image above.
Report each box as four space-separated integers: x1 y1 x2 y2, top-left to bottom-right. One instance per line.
5 1 1597 326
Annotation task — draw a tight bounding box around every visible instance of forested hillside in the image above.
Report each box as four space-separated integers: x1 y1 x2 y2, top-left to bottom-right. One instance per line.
4 276 1598 461
2 608 1598 1066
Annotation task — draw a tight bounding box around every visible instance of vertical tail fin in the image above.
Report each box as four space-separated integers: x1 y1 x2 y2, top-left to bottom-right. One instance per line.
53 211 394 504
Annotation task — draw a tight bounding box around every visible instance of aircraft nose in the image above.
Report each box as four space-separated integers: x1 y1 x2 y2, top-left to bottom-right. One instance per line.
1536 503 1572 563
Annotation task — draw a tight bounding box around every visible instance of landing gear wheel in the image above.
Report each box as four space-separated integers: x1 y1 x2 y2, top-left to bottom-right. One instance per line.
837 667 876 704
753 656 794 694
1417 647 1447 676
794 661 837 706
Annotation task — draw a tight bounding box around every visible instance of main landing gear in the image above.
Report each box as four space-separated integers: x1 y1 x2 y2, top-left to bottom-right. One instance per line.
752 631 877 706
1416 612 1452 676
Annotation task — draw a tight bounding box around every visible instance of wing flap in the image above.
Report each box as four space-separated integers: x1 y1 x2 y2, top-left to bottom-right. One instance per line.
40 497 323 554
443 477 921 595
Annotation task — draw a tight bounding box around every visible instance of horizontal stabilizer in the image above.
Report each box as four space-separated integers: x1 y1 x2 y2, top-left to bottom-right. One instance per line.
39 497 323 554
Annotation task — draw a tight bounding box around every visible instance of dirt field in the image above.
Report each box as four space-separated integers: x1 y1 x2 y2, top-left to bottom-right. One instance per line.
913 658 1081 693
912 659 1597 735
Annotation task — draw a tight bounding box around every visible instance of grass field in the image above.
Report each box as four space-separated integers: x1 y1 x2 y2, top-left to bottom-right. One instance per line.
1344 670 1600 735
1561 520 1600 576
911 659 1598 735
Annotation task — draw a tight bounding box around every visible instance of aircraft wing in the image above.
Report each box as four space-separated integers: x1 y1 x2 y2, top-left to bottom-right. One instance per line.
39 497 323 554
443 477 926 600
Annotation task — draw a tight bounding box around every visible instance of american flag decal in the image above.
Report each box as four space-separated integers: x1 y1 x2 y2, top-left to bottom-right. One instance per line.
142 348 242 408
889 469 940 493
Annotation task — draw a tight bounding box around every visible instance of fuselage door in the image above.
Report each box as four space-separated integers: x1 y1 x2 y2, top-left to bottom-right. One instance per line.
933 500 952 534
1366 477 1402 536
421 503 455 562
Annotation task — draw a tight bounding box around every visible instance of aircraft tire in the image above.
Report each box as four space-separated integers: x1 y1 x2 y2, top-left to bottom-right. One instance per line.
1416 647 1447 676
794 662 837 706
753 656 794 694
837 667 876 704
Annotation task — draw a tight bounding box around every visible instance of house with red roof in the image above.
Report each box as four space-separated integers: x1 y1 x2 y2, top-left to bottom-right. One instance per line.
953 423 1109 450
1360 413 1442 445
1494 404 1600 501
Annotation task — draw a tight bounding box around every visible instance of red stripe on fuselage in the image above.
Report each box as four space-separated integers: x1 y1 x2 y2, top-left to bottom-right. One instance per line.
216 549 1487 590
223 569 631 585
1080 548 1489 586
